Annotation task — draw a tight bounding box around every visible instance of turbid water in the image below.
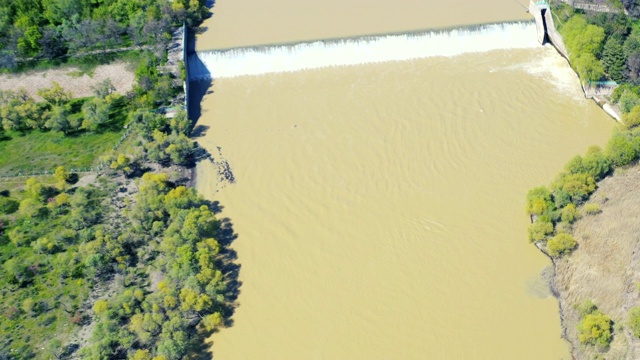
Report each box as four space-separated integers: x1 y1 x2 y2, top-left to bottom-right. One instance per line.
196 0 531 50
193 2 616 358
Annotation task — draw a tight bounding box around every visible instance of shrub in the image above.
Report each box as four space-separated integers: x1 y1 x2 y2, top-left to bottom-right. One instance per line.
628 307 640 338
576 299 598 317
619 89 640 113
547 233 577 257
561 204 580 224
624 105 640 129
578 312 613 348
0 197 19 214
552 173 596 205
606 131 638 166
528 220 554 243
584 203 601 215
582 146 613 181
526 186 554 216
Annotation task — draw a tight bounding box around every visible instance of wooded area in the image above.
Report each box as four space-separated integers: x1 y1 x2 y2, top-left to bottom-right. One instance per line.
0 0 207 69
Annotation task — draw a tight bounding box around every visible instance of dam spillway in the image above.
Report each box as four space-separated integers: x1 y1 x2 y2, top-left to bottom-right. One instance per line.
188 21 539 79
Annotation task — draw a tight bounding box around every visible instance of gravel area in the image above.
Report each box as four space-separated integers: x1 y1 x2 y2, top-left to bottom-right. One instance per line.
0 61 135 100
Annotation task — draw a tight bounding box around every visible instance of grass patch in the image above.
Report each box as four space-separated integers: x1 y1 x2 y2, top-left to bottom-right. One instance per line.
0 97 129 175
4 50 143 77
0 130 123 174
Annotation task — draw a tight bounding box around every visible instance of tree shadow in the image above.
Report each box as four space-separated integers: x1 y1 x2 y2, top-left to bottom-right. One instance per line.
209 200 224 214
191 124 209 138
186 25 214 125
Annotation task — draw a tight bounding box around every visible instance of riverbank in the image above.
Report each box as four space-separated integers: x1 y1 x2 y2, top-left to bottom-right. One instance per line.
550 165 640 359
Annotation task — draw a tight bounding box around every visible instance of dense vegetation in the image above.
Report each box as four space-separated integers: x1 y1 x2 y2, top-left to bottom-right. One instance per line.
0 0 208 69
0 46 185 176
552 0 640 125
0 0 231 356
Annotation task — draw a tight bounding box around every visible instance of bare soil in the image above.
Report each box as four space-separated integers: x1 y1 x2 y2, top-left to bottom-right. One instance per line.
554 165 640 359
0 62 135 100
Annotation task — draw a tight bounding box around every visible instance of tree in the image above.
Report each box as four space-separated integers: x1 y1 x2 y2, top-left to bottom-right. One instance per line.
38 82 71 106
527 220 554 243
560 204 580 224
525 186 554 216
82 98 110 132
39 25 66 59
201 312 223 331
602 37 626 82
578 312 612 348
54 165 70 190
574 53 605 82
547 233 577 257
623 0 640 19
170 111 191 135
552 173 596 204
131 349 152 360
582 146 613 181
45 105 74 134
45 339 64 359
0 197 19 214
92 79 115 99
623 105 640 129
618 89 640 113
562 16 606 57
606 130 637 166
93 299 109 315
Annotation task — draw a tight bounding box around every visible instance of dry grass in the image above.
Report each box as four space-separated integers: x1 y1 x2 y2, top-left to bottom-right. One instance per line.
555 165 640 359
0 61 135 100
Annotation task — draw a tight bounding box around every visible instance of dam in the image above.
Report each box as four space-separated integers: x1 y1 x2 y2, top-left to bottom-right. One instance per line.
190 1 616 358
188 22 538 79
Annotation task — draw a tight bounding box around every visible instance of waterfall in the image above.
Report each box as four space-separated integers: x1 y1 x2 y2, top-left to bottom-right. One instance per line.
188 21 538 79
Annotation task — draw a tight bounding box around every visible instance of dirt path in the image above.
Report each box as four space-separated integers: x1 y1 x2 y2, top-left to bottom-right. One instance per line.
0 61 135 100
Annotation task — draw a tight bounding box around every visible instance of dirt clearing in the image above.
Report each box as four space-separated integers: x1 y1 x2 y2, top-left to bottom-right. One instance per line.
0 61 135 99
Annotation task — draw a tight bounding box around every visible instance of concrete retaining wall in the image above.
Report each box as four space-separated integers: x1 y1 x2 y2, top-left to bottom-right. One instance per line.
183 22 190 120
558 0 620 13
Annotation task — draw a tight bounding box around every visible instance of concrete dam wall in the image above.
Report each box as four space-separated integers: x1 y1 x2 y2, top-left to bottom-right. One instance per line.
187 22 538 80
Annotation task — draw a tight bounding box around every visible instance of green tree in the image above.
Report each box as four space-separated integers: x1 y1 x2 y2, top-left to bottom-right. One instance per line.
130 349 152 360
561 204 580 224
0 197 19 214
92 79 116 99
574 53 605 82
606 130 638 166
54 165 70 190
38 82 71 106
623 105 640 129
578 312 613 348
528 220 554 243
618 89 640 113
602 37 626 82
547 233 577 257
582 146 613 181
82 97 110 132
552 173 596 205
525 186 554 216
45 105 73 134
562 16 606 57
201 312 223 331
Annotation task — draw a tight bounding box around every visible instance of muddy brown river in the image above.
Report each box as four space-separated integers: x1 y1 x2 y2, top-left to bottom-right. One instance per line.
193 1 615 358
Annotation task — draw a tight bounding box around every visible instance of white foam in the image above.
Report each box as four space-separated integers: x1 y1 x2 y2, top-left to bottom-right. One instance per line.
189 21 539 79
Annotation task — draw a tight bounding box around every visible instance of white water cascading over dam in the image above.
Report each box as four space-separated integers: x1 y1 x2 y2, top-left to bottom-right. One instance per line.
188 21 538 79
